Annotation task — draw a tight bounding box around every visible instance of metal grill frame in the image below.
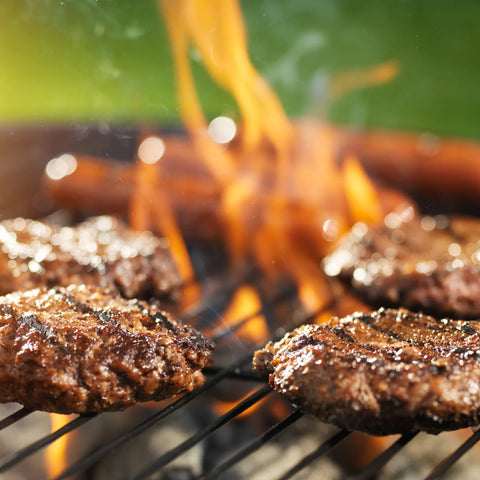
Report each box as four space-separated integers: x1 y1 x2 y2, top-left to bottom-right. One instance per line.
0 276 480 480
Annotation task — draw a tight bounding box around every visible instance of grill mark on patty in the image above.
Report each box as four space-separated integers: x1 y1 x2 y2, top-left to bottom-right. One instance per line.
461 323 478 336
54 289 152 355
357 315 478 361
331 327 355 343
317 328 399 366
329 326 409 364
291 327 455 374
343 312 480 361
17 314 57 339
253 308 480 435
0 284 214 413
0 302 70 351
354 312 402 341
433 316 480 340
57 289 121 327
132 300 180 335
0 303 57 340
327 320 469 366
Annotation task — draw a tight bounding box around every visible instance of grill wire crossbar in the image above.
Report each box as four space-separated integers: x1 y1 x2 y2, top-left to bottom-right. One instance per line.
1 277 480 479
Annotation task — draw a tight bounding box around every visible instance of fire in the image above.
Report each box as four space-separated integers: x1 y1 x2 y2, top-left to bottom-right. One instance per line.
330 60 399 100
126 1 402 313
45 414 73 479
130 132 201 308
342 154 382 225
158 0 294 167
208 284 268 345
336 433 397 473
213 387 270 419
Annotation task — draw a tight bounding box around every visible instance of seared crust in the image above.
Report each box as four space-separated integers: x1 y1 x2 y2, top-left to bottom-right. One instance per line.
0 284 214 413
323 216 480 318
0 216 181 299
254 308 480 435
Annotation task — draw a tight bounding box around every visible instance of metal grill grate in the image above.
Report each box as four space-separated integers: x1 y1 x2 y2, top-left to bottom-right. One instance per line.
1 274 480 480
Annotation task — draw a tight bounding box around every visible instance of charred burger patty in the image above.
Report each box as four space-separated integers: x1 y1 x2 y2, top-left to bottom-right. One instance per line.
254 308 480 435
0 215 181 300
0 284 214 413
323 216 480 318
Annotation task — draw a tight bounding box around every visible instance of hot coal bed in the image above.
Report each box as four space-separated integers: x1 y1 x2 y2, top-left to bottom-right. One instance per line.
1 126 480 480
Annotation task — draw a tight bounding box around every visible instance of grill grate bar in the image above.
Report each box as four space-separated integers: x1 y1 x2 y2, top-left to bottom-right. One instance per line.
352 431 419 480
0 407 32 432
197 409 304 480
0 414 94 474
54 352 256 480
211 282 298 343
275 429 351 480
425 428 480 480
180 266 253 325
212 310 262 342
132 384 272 480
211 295 334 354
203 365 265 382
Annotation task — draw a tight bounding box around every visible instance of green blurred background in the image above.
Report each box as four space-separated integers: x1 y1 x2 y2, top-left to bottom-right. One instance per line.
1 0 479 139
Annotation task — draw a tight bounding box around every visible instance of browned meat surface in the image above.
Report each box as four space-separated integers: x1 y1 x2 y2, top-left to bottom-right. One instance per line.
254 308 480 435
0 284 214 413
0 216 181 299
323 215 480 318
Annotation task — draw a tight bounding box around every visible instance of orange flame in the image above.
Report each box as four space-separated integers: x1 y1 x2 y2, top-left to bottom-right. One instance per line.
343 154 383 224
330 60 399 100
159 0 294 165
132 1 401 315
45 414 74 479
213 387 270 419
130 133 201 308
209 285 268 345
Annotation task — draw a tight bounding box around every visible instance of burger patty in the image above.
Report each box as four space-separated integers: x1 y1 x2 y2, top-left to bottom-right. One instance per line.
0 284 214 413
323 216 480 318
0 215 181 299
254 308 480 435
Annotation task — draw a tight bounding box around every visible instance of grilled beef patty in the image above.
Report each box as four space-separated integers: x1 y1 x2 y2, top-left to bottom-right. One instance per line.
0 284 214 413
323 216 480 318
0 215 181 299
254 308 480 435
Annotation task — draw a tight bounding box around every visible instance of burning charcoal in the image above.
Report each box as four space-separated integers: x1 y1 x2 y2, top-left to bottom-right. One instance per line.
0 215 181 300
254 308 480 436
323 215 480 318
0 284 214 413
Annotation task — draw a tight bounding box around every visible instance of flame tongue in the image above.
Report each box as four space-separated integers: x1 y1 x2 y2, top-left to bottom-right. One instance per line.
159 0 294 159
45 414 74 479
130 1 397 314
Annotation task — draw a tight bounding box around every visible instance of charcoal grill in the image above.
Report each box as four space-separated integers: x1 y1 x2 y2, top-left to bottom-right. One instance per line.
1 126 480 480
1 263 480 480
